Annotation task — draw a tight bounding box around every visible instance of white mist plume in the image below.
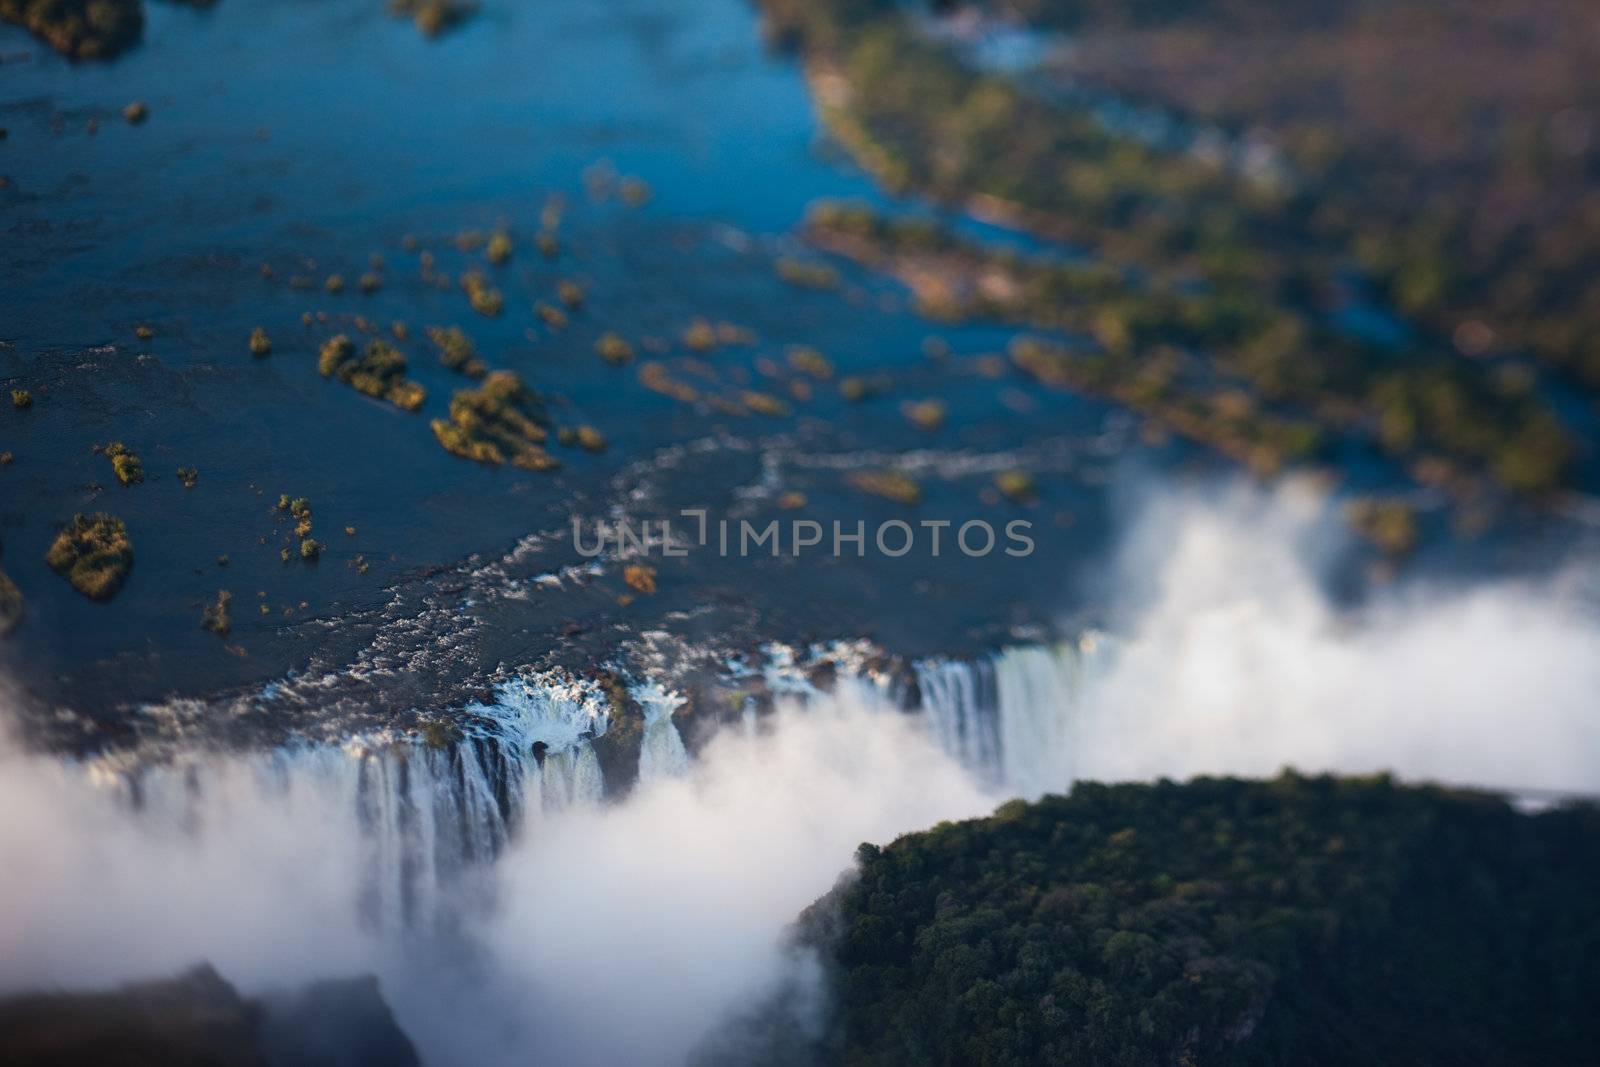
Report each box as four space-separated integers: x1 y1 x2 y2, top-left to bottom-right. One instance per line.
392 693 995 1067
1054 478 1600 793
0 740 384 994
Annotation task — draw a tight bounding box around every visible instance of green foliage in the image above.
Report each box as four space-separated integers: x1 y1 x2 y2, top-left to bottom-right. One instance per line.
431 371 560 471
595 331 635 366
460 271 503 317
0 0 142 59
0 566 22 637
994 469 1037 504
103 442 144 486
317 335 427 412
1344 497 1418 556
200 589 231 636
774 1 1584 496
775 257 842 290
486 231 512 264
45 513 132 600
808 201 1570 493
847 469 921 505
427 326 488 379
388 0 475 38
782 774 1600 1066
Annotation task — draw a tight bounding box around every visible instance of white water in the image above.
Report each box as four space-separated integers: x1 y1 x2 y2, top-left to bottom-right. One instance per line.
635 681 692 784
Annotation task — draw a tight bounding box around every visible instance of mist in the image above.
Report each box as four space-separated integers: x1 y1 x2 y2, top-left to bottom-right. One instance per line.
1 478 1597 1065
392 696 995 1067
1055 479 1600 794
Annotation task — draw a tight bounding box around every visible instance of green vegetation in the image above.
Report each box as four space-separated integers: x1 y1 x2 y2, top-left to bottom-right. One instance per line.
764 1 1585 496
431 371 560 471
839 373 890 402
0 541 21 637
848 469 921 505
535 302 568 329
177 466 198 489
809 202 1569 492
0 0 141 59
46 513 132 600
486 231 512 265
775 773 1600 1066
428 326 488 378
787 345 834 380
622 563 656 595
638 362 701 404
317 334 427 412
273 496 323 563
557 425 608 453
775 257 841 290
0 570 20 637
104 442 144 485
682 318 755 353
741 391 791 418
994 0 1600 394
683 319 717 352
388 0 474 38
200 589 231 636
902 398 946 432
1011 337 1322 476
461 270 503 317
11 389 31 409
1345 496 1419 557
994 468 1037 504
618 176 652 206
595 331 635 366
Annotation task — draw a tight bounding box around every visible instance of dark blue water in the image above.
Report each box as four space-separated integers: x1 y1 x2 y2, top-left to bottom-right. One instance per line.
0 0 1156 731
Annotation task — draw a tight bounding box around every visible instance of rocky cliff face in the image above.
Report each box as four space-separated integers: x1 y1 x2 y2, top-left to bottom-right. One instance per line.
0 964 419 1067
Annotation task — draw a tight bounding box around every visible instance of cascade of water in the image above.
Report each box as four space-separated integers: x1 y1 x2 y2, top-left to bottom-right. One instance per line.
912 636 1114 799
914 658 1002 782
92 670 619 932
635 682 691 784
94 641 1117 934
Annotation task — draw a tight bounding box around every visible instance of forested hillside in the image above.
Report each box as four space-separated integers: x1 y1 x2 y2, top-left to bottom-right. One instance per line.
775 774 1600 1065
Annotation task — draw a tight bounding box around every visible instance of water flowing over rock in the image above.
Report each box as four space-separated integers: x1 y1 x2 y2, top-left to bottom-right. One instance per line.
72 633 1327 938
634 682 691 785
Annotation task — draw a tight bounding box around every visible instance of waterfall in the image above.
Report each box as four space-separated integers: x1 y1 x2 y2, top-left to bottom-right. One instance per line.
635 682 690 784
92 669 616 933
467 674 609 816
104 737 524 935
86 642 1108 934
915 658 1001 783
914 635 1112 799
